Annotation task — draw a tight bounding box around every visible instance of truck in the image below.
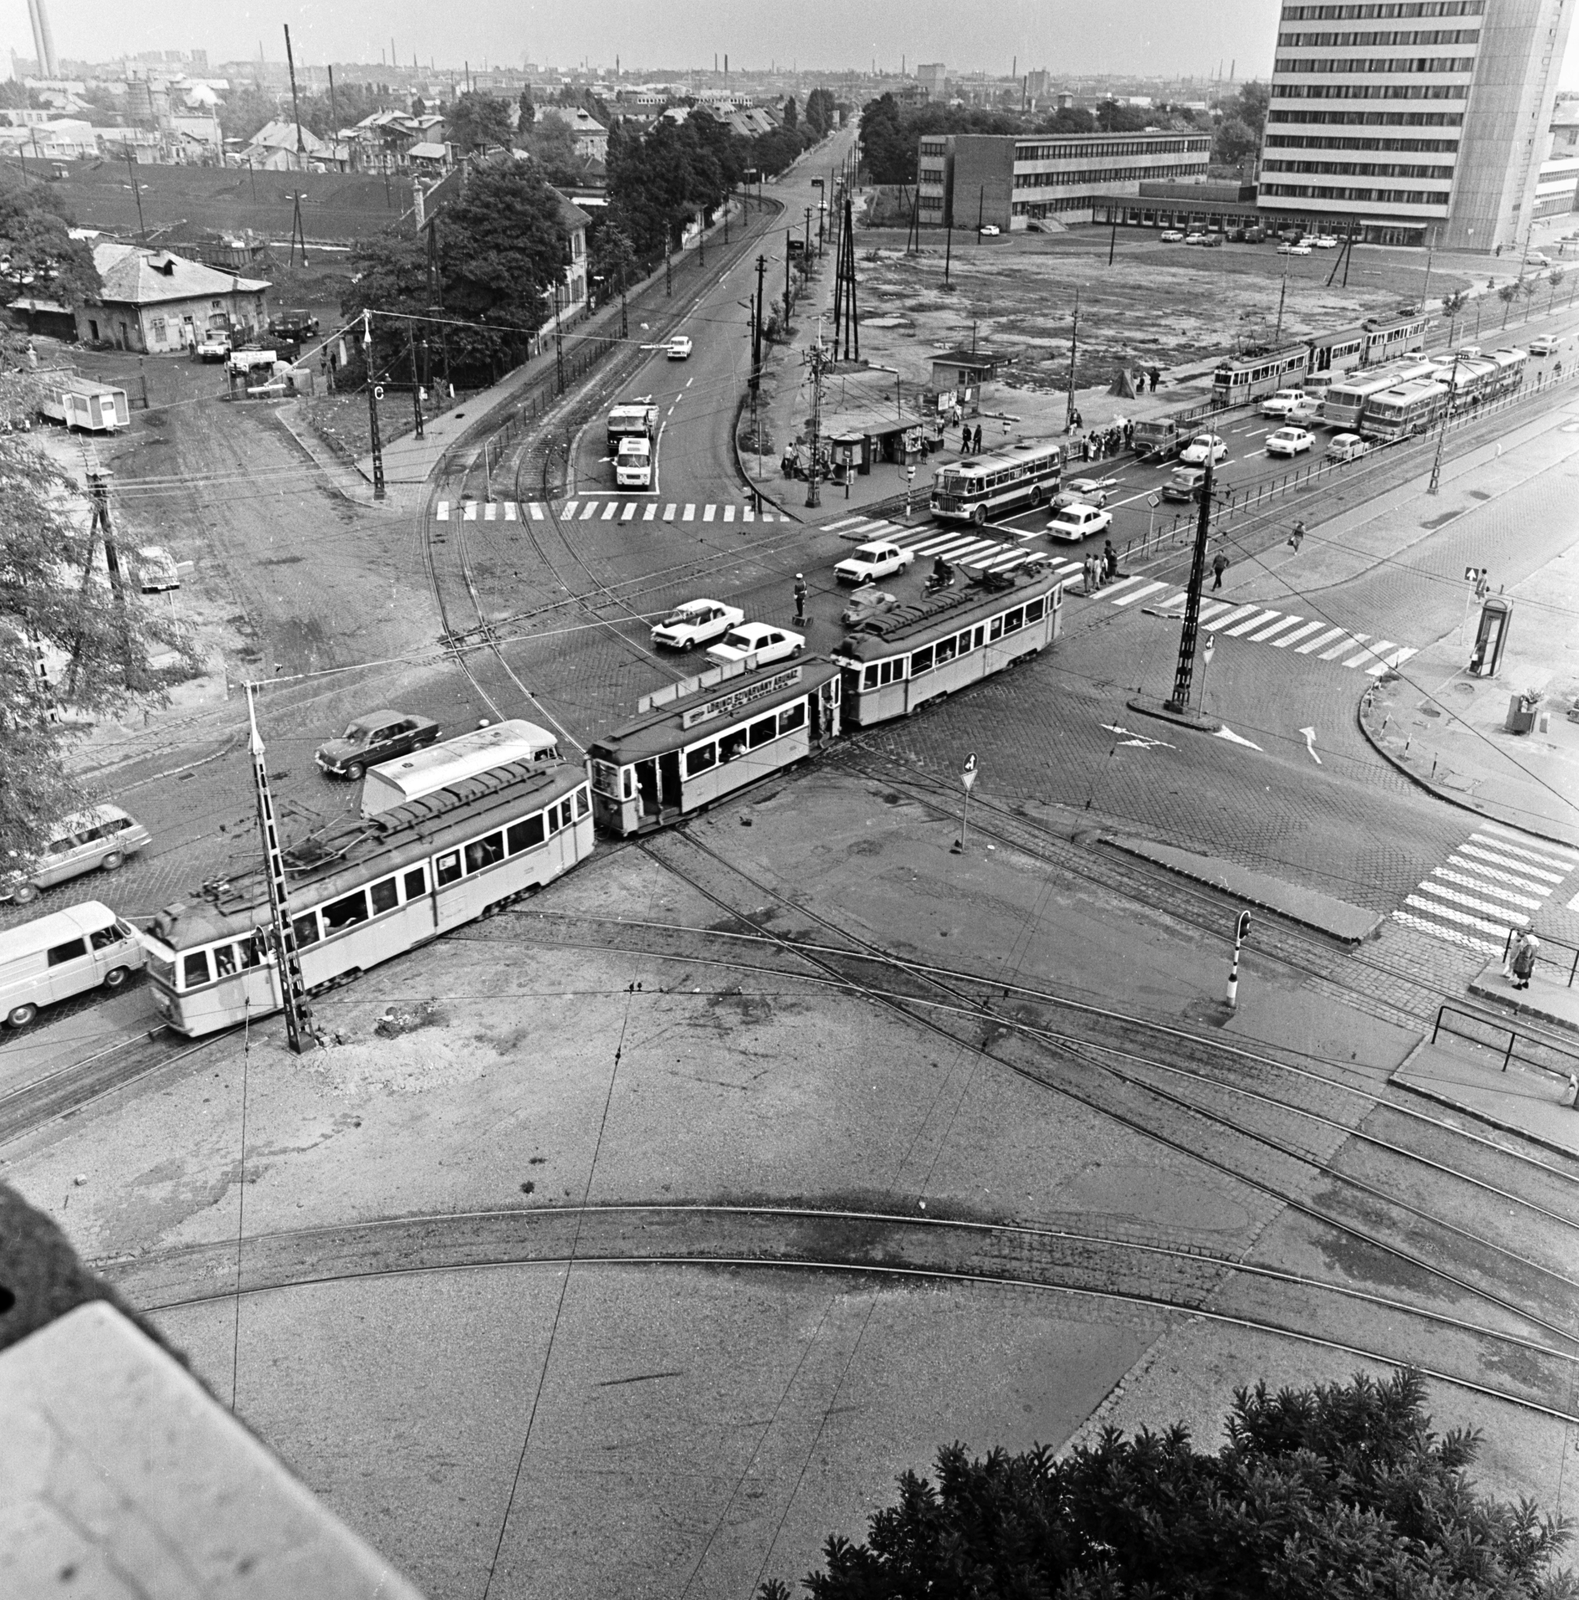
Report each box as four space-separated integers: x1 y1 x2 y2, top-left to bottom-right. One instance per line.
268 308 320 350
614 434 653 489
1131 416 1184 463
606 397 658 455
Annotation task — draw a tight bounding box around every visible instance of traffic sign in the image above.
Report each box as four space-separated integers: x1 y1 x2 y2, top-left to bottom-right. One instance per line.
1464 566 1484 582
1203 632 1215 662
1235 910 1251 942
961 753 978 792
1147 492 1161 508
373 385 385 400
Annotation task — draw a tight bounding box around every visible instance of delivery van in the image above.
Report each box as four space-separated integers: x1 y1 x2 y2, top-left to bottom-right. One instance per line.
1 804 153 904
0 901 146 1028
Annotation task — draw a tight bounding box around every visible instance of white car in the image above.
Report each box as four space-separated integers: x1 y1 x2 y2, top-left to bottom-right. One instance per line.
650 598 744 650
1184 231 1207 245
1528 335 1561 357
1159 230 1186 243
1179 432 1228 466
1045 504 1113 543
666 335 693 360
1266 426 1314 457
834 540 915 585
1052 476 1117 510
1457 345 1482 359
1527 251 1552 268
1328 433 1370 461
1313 235 1339 248
1277 241 1312 255
978 224 1001 237
706 622 806 667
1261 388 1309 418
194 332 231 361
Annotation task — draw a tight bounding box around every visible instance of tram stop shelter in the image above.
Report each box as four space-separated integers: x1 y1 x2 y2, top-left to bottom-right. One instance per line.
929 348 1009 417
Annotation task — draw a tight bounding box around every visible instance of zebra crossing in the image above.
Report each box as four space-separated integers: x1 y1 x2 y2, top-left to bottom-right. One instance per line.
1098 576 1419 676
823 514 1088 581
1392 822 1579 957
435 499 790 524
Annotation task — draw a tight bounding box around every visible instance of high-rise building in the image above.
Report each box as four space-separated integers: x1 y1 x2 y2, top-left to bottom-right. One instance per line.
1259 0 1574 250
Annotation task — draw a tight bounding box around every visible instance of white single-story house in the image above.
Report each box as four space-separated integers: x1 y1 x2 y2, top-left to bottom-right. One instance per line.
77 243 270 354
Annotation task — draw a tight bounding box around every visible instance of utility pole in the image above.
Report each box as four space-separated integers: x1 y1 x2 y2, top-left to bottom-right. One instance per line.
426 216 449 389
408 321 424 438
363 311 385 500
1065 286 1080 431
124 146 147 244
85 468 131 670
245 685 314 1055
805 205 813 260
665 240 672 298
283 24 305 161
1427 352 1461 494
784 233 792 332
1162 449 1216 714
1274 246 1289 345
805 332 826 509
328 65 340 165
944 218 953 288
288 192 308 267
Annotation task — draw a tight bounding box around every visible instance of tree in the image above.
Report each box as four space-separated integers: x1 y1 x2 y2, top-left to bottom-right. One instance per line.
1441 287 1470 344
779 1370 1576 1600
804 87 836 139
782 94 798 131
1096 100 1153 132
0 185 99 312
216 82 280 144
446 90 514 154
1499 279 1521 328
1039 106 1095 134
518 111 581 185
1549 266 1566 312
518 88 536 126
1214 116 1260 166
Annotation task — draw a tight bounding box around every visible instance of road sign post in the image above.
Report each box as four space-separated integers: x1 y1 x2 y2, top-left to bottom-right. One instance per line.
904 463 916 520
1199 631 1215 715
951 754 979 854
1225 910 1250 1009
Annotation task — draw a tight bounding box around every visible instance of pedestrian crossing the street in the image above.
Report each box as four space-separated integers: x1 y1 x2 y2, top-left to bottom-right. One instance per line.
1391 823 1579 957
434 499 789 524
1098 577 1419 676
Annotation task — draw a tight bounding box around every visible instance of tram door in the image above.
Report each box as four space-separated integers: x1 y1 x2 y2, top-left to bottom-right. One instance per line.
658 751 682 810
635 759 661 820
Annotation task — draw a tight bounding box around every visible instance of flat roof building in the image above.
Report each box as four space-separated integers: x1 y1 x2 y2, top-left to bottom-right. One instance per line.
1259 0 1576 250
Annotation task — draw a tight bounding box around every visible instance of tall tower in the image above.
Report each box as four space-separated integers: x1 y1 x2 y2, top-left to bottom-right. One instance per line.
27 0 57 79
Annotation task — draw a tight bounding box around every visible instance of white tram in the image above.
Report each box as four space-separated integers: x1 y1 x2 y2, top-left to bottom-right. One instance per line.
140 760 594 1036
833 568 1063 727
588 658 843 836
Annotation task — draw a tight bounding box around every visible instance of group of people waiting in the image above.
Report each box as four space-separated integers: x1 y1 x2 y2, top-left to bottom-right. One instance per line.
1082 541 1120 593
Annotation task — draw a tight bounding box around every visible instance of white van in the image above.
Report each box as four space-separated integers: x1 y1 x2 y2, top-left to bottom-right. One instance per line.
1 804 153 904
0 901 146 1028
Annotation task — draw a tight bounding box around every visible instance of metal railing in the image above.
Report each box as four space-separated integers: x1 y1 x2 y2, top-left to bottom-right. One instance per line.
1431 1003 1579 1098
1501 928 1579 989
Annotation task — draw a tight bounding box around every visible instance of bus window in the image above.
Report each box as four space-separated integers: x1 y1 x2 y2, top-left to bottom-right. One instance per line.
322 890 369 933
292 911 321 947
182 950 211 988
436 851 463 886
778 701 807 735
403 866 428 899
686 742 717 776
911 645 934 675
47 937 87 967
213 944 237 978
370 877 399 915
748 714 777 748
464 833 505 873
508 815 546 853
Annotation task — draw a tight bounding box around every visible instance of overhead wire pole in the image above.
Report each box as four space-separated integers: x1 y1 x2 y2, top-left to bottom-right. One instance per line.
1065 285 1080 431
283 24 306 163
123 145 147 244
407 320 424 439
1163 448 1216 714
1427 351 1462 494
362 310 385 500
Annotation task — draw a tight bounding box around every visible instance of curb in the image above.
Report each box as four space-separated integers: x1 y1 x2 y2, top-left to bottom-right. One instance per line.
1354 682 1579 852
733 389 802 524
1387 1066 1579 1163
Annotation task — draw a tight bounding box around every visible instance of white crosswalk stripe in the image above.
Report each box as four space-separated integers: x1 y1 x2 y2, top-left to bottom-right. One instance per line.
1223 608 1281 637
1390 824 1578 955
1111 580 1168 608
436 499 783 524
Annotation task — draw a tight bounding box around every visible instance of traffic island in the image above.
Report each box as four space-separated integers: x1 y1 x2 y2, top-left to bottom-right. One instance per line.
1123 696 1223 736
1468 958 1579 1038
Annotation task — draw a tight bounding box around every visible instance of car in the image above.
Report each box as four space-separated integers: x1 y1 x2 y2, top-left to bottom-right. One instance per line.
1285 398 1323 425
0 805 153 905
1261 388 1309 418
1266 426 1314 457
1044 504 1113 543
1313 235 1339 248
1200 232 1224 248
665 334 693 360
705 622 806 667
1528 334 1561 357
1457 345 1482 360
1183 231 1207 245
134 545 180 592
1327 432 1370 461
1159 230 1186 243
1161 466 1209 503
1225 227 1247 243
1290 243 1312 255
194 332 231 361
978 224 1001 237
1056 476 1119 509
840 586 898 628
650 598 745 651
834 539 915 585
1527 251 1552 268
1179 432 1228 466
315 712 442 780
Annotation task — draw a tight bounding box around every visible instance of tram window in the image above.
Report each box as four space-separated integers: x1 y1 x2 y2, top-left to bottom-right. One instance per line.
827 676 841 703
182 950 211 989
239 933 266 969
464 832 505 873
1025 596 1045 622
403 866 428 900
720 730 748 763
323 890 369 933
935 636 956 666
862 664 879 690
1004 607 1025 634
911 645 934 675
989 616 1004 641
685 742 717 776
292 912 320 948
576 786 591 817
508 815 546 853
436 851 463 887
972 626 985 648
748 714 777 748
370 877 399 915
777 701 807 735
213 944 237 978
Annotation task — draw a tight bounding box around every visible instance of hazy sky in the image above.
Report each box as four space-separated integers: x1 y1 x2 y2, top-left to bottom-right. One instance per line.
8 0 1579 87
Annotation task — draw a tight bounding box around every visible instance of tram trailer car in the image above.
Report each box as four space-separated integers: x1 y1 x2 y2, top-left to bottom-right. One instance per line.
588 658 842 837
139 761 594 1037
833 567 1063 728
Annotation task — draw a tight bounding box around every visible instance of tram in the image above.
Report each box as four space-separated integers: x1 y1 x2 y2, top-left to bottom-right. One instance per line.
1359 377 1450 441
1211 343 1311 405
930 439 1063 524
1360 309 1429 366
140 760 594 1036
833 567 1063 727
588 657 842 836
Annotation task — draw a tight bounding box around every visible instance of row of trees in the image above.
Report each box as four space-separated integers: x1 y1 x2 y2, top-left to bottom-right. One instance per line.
770 1370 1576 1600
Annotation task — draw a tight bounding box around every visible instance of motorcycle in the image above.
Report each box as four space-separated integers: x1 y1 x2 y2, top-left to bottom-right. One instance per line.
924 560 956 597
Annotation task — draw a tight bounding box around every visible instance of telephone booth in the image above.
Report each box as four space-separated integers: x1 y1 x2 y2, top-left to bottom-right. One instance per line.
1468 596 1512 678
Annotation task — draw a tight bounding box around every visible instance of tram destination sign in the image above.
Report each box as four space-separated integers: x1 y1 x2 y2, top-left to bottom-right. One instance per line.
681 665 803 729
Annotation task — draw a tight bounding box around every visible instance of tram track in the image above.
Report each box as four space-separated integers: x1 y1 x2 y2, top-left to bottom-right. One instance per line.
100 1201 1579 1424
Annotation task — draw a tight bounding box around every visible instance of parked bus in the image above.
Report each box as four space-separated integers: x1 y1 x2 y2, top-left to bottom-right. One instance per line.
1 901 145 1029
139 761 594 1037
1211 343 1310 405
833 567 1063 727
1321 358 1437 431
1360 378 1449 441
930 439 1062 524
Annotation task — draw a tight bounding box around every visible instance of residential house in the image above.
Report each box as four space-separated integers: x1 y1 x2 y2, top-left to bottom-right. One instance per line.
406 141 455 179
238 119 331 171
549 185 591 318
78 242 270 353
540 106 608 161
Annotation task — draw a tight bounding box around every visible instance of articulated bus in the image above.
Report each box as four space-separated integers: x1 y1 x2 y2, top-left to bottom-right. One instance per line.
1211 343 1311 405
1359 378 1450 441
140 761 594 1037
930 439 1062 524
1321 358 1438 431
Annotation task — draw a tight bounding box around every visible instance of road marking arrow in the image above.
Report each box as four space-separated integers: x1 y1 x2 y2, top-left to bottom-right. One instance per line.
1299 725 1322 765
1213 725 1263 750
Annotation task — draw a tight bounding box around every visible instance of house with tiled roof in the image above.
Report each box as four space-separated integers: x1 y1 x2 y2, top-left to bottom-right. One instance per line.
77 243 271 353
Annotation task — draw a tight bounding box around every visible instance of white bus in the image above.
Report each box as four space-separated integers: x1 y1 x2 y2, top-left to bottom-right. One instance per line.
1321 359 1437 432
1 901 145 1029
1360 378 1449 441
930 439 1063 524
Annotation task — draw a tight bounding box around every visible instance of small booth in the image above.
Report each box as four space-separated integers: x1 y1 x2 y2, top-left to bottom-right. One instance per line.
929 348 1009 420
1469 596 1512 678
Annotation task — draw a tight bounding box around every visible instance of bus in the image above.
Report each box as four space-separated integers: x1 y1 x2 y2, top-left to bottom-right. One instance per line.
833 567 1063 726
139 760 594 1037
1359 378 1449 441
1211 343 1310 406
930 439 1062 525
1321 358 1437 431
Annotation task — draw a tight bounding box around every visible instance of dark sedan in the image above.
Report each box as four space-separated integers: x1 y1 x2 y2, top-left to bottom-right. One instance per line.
315 711 441 780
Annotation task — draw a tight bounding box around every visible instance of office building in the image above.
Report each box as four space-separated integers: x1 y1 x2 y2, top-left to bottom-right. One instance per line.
917 130 1211 230
1259 0 1575 249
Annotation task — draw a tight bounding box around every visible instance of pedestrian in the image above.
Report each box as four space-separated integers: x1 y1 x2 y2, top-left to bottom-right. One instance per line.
1211 551 1229 590
1150 367 1161 393
1123 419 1134 448
1288 519 1305 552
1082 555 1096 594
1070 407 1083 430
24 338 37 370
1102 540 1117 581
973 423 983 453
1510 932 1539 991
794 572 808 622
